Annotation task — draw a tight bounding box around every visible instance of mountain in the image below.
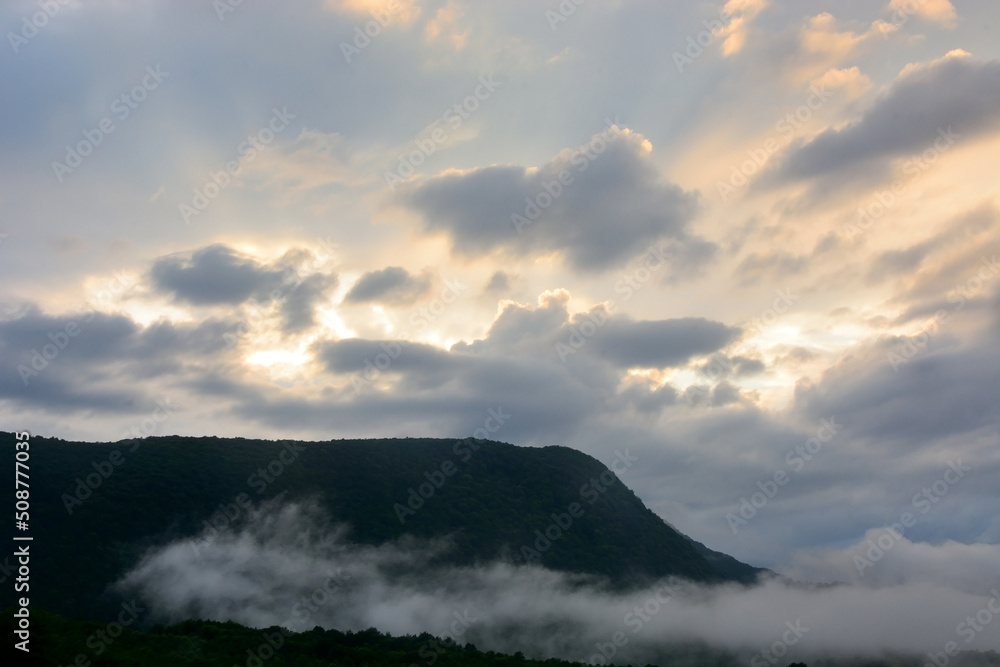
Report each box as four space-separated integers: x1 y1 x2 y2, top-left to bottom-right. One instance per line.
0 431 763 622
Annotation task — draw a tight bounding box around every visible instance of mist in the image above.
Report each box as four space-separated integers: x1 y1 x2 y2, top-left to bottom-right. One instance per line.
115 499 1000 666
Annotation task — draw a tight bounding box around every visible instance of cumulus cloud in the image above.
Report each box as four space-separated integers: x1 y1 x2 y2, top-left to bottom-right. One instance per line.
395 127 703 272
769 53 1000 182
793 333 1000 446
150 245 289 306
0 303 234 413
886 0 957 28
149 244 338 333
811 66 873 101
587 317 740 369
343 266 432 305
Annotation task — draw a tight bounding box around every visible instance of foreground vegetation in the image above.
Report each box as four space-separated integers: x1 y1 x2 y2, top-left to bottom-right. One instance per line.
7 609 618 667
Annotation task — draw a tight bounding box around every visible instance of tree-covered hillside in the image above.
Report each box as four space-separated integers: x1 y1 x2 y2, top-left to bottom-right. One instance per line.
0 432 761 622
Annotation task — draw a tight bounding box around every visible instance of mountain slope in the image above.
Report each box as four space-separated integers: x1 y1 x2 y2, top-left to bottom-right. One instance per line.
0 432 762 621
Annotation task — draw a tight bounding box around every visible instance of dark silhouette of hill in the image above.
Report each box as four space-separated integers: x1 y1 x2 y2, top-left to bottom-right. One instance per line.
0 431 764 622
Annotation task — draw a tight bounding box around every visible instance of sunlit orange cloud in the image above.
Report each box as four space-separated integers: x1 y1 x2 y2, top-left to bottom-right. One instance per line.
717 0 768 57
424 0 469 51
886 0 957 28
787 12 885 84
811 66 873 101
323 0 421 25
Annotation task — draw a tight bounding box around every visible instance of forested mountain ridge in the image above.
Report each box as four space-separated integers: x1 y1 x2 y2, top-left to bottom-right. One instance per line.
0 431 763 622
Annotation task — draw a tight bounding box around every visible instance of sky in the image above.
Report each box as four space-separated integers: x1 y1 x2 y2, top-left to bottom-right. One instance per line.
1 0 999 598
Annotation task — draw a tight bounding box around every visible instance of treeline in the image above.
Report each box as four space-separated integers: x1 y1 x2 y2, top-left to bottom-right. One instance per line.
6 608 635 667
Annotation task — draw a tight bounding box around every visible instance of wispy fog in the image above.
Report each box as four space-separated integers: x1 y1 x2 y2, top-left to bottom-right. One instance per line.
116 499 1000 665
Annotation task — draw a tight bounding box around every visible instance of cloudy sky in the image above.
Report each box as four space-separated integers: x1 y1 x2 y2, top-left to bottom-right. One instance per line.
2 0 999 582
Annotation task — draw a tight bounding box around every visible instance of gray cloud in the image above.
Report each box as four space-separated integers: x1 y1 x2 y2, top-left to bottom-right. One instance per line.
343 266 432 306
0 303 238 413
281 273 338 333
769 55 1000 183
485 271 511 292
151 244 288 306
793 328 1000 445
396 129 702 271
591 317 740 369
149 244 338 334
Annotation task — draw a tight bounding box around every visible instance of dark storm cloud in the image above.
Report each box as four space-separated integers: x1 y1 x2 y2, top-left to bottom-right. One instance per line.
396 129 702 271
343 266 431 305
151 244 289 305
769 55 1000 182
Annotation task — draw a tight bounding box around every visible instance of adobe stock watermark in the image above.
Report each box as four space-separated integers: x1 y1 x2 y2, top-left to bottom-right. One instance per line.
225 236 339 349
408 608 478 666
17 271 136 386
671 5 733 73
750 620 810 667
587 577 682 665
878 0 934 39
924 581 1000 667
555 243 675 362
120 398 175 444
229 568 347 667
853 459 971 575
716 85 832 202
61 399 175 515
340 0 405 63
225 287 287 349
512 117 621 235
51 65 169 183
725 417 842 534
545 0 587 31
351 279 467 394
7 0 71 54
684 287 799 405
190 442 308 557
518 449 637 564
214 0 246 21
887 256 997 371
612 244 676 300
843 126 959 242
287 568 351 629
383 75 502 190
179 107 296 224
57 599 145 665
393 407 511 524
